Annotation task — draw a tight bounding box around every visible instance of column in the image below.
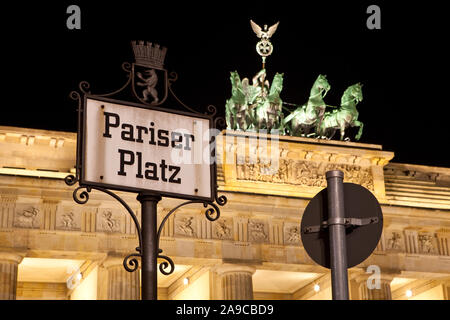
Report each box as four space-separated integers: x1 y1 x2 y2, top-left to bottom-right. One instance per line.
0 252 24 300
215 264 255 300
354 273 395 300
102 256 140 300
443 281 450 300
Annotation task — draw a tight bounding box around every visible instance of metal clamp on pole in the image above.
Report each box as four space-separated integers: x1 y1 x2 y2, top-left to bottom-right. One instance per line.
302 216 379 234
326 170 349 300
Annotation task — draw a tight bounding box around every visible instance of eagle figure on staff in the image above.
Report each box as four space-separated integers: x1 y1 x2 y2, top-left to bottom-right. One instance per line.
250 20 279 69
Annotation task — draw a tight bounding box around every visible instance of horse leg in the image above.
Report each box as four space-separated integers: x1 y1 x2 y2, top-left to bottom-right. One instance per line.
276 112 285 134
316 125 325 139
339 122 347 140
353 120 364 140
225 111 231 129
246 109 256 132
225 101 235 130
277 117 285 135
290 123 297 136
257 118 265 132
231 111 237 130
235 114 241 131
237 111 245 131
291 122 300 136
267 115 274 133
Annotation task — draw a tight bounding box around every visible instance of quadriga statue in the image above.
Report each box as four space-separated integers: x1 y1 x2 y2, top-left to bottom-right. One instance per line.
225 70 364 141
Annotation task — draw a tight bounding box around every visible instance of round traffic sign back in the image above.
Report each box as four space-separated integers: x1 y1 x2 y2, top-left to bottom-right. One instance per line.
300 183 383 269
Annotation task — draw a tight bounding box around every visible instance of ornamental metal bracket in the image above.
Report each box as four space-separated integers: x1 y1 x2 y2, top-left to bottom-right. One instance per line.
65 176 227 275
155 193 227 275
302 216 379 234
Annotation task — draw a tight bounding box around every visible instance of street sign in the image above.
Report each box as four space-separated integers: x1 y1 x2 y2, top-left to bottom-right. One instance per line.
67 41 228 300
81 96 214 201
301 182 383 269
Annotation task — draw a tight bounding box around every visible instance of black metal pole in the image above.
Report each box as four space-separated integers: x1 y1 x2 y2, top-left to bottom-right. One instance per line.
325 170 349 300
136 192 162 300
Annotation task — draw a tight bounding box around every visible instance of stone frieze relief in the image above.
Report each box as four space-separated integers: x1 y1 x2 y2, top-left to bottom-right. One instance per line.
236 157 374 190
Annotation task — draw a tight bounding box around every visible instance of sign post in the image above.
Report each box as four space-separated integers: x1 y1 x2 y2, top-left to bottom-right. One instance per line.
66 41 227 300
301 170 383 300
138 192 161 300
325 170 349 300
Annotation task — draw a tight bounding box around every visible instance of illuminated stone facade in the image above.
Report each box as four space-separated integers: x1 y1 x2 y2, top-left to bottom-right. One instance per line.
0 126 449 300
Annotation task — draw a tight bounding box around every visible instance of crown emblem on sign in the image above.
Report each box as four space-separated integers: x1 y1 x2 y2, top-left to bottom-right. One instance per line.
131 41 167 69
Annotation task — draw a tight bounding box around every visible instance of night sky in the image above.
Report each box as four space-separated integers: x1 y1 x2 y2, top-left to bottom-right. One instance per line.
3 1 449 168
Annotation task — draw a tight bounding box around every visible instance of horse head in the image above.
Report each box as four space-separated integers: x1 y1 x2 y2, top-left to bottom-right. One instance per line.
269 73 284 97
312 74 331 99
351 83 363 102
342 83 363 107
229 71 247 104
230 71 241 90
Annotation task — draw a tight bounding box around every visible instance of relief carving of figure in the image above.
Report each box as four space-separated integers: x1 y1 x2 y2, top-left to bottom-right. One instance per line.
285 226 301 244
387 232 402 250
419 234 435 254
101 210 120 233
15 207 39 228
177 217 195 237
61 212 76 229
249 221 267 242
214 220 232 240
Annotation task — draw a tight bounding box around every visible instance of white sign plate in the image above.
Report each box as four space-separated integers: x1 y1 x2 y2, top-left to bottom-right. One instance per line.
82 97 213 200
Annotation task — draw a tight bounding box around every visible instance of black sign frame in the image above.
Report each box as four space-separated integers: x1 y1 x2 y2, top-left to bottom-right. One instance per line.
77 94 216 202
